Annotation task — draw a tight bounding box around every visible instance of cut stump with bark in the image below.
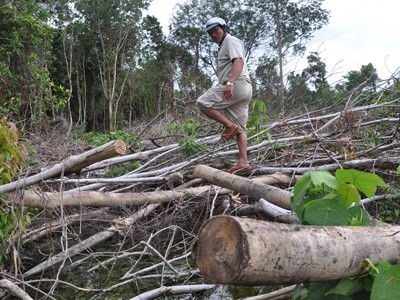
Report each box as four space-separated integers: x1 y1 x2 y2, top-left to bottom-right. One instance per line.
67 139 128 174
192 216 400 286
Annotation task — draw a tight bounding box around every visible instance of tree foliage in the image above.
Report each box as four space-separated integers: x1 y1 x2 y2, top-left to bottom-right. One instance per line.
0 0 394 132
0 0 67 125
0 118 30 264
170 0 329 114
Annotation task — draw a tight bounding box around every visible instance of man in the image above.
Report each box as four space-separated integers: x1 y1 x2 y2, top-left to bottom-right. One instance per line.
197 17 253 174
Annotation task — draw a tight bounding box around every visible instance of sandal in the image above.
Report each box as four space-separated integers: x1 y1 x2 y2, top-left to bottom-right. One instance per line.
227 163 252 174
221 124 239 141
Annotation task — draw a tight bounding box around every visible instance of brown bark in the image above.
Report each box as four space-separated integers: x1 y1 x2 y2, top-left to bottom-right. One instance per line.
193 165 291 209
192 216 400 285
68 139 127 173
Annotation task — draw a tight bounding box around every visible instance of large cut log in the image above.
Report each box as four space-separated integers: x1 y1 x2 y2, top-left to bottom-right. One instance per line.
192 216 400 285
193 165 291 209
11 173 293 208
0 139 127 194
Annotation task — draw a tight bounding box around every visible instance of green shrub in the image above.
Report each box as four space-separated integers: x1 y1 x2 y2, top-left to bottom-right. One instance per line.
0 118 31 264
82 130 140 148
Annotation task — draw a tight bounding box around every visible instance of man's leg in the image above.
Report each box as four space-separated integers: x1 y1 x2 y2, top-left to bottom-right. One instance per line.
236 131 248 165
200 107 236 129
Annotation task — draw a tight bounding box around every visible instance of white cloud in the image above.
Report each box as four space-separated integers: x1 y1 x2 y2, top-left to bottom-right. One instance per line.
306 0 400 82
146 0 186 33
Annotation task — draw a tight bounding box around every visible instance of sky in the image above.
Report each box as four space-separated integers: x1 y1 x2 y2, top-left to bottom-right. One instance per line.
147 0 400 84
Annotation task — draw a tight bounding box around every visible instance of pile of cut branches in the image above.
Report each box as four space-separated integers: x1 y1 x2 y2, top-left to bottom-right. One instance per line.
1 99 399 299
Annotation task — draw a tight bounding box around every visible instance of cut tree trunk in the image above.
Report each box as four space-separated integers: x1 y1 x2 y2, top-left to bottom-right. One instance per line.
68 139 127 173
192 215 400 285
0 139 127 194
193 165 291 209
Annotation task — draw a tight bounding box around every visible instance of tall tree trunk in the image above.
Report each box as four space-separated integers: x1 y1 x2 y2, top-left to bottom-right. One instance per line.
62 29 74 136
274 0 285 115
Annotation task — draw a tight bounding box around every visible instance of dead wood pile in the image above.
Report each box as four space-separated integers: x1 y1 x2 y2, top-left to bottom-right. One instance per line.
1 101 399 299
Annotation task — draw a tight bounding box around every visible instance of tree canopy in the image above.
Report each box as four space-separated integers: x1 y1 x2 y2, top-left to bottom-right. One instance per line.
0 0 395 131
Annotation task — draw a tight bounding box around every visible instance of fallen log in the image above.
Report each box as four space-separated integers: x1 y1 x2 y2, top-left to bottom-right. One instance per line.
192 216 400 285
193 165 291 209
0 139 127 194
12 173 293 208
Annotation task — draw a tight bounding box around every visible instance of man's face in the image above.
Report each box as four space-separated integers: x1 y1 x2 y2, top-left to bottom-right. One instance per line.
208 26 224 43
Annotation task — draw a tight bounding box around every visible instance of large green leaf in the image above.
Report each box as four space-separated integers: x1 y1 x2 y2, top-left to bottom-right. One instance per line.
303 199 349 225
291 172 312 216
310 170 338 189
326 277 363 296
371 264 400 300
336 182 360 207
336 169 387 198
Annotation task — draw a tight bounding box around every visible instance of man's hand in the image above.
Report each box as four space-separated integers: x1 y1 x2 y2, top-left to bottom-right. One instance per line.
223 85 234 100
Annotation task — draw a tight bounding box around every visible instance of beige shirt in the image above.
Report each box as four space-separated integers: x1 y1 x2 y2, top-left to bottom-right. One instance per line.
217 34 250 84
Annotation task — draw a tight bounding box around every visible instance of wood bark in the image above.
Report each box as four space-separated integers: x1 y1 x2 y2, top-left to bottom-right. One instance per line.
12 173 293 208
0 279 34 300
194 165 291 209
0 139 127 194
68 139 127 173
192 215 400 285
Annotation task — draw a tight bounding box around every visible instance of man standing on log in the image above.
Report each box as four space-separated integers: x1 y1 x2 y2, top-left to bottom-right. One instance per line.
196 17 253 174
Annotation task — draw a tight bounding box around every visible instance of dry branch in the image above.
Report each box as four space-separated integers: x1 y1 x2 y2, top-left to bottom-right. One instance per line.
0 279 34 300
129 284 216 300
243 285 297 300
256 157 400 174
23 204 159 277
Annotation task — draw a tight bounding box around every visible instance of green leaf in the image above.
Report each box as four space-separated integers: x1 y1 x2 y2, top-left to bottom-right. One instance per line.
371 264 400 300
291 172 312 216
397 165 400 175
303 199 349 225
326 277 363 296
375 261 393 274
348 206 371 226
336 169 387 198
306 281 339 300
336 182 360 207
310 170 338 189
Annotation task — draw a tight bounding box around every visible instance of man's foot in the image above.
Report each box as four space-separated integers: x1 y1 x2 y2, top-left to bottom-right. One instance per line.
221 124 239 141
227 162 252 174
